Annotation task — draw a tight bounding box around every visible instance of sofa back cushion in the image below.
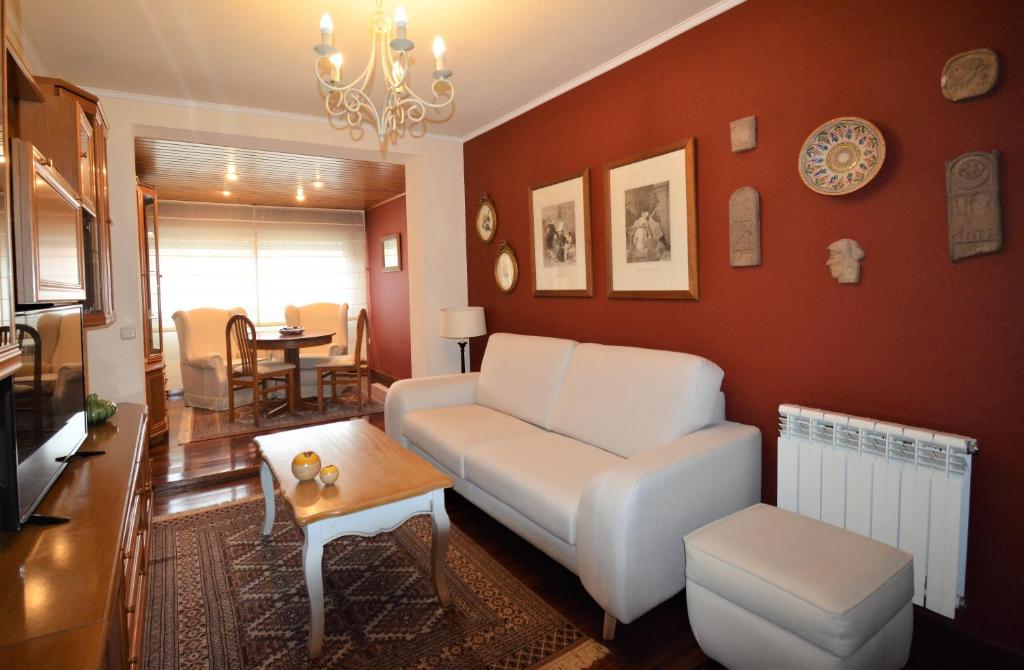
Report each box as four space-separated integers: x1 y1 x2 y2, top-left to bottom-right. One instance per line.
550 343 724 458
476 333 577 429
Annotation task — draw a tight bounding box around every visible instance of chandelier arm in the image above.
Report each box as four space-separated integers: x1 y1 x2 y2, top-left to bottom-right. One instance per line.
313 50 374 96
398 79 456 110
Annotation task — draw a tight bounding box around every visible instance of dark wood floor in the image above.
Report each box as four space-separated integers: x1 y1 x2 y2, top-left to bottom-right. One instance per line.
153 400 1021 669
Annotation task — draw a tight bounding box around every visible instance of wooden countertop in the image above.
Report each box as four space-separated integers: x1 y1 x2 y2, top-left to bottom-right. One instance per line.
0 404 146 666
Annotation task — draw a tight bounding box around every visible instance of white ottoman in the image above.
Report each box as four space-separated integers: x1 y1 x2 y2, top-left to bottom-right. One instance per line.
684 504 913 670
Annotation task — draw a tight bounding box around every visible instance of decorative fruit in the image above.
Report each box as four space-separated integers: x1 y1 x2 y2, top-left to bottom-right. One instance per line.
85 393 118 425
291 451 322 481
319 464 339 485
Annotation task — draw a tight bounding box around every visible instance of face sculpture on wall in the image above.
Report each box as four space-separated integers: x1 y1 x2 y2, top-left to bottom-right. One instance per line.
826 238 865 284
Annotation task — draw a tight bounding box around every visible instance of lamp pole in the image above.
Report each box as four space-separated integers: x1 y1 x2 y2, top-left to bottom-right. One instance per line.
458 340 468 373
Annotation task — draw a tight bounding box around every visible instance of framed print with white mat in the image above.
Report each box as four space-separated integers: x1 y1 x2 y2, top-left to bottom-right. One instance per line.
604 138 698 299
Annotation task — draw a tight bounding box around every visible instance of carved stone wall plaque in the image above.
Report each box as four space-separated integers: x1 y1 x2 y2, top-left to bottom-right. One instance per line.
729 187 761 267
941 48 998 101
947 150 1001 261
730 116 756 153
826 239 864 284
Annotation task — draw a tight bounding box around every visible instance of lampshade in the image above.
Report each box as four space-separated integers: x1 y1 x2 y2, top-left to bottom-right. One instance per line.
440 306 486 339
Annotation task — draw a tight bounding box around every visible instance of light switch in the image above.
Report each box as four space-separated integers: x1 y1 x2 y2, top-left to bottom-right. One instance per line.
120 327 136 340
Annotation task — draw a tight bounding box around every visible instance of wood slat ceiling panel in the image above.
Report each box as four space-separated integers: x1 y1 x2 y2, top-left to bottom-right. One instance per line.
134 138 404 210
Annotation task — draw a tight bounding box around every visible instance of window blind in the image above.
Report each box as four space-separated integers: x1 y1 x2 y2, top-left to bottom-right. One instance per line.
157 201 366 329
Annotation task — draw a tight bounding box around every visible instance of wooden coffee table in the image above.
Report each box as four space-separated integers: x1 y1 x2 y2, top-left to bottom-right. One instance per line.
255 419 454 659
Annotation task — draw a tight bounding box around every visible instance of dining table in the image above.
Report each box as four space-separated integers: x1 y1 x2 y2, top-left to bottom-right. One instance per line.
254 329 335 410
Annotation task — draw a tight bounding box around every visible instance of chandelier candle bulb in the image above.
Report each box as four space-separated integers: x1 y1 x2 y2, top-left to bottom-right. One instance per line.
319 12 333 46
390 4 413 51
432 36 446 70
329 52 342 82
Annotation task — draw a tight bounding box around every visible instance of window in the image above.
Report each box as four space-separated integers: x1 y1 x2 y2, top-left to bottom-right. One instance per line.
157 201 366 329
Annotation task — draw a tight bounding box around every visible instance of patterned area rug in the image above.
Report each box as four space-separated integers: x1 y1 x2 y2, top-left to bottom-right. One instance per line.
145 498 610 670
178 400 384 444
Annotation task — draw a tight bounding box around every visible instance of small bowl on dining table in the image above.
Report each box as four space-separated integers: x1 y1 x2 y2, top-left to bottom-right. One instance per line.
279 326 305 336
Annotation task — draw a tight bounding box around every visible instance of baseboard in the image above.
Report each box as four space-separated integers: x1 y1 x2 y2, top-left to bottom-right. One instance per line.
370 369 399 387
370 382 388 404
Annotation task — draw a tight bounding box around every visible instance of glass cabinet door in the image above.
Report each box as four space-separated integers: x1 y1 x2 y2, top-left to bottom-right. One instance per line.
137 186 163 358
0 0 14 360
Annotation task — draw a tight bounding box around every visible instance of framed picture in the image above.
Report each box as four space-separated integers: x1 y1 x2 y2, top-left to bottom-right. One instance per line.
494 241 519 293
381 233 401 272
604 138 698 299
528 169 593 297
475 194 497 243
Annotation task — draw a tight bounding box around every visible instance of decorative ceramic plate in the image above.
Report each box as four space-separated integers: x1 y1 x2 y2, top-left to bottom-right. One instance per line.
279 326 304 335
799 117 886 196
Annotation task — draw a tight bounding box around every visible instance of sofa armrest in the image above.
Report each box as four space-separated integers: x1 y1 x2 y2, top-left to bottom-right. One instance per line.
576 421 761 624
384 373 480 443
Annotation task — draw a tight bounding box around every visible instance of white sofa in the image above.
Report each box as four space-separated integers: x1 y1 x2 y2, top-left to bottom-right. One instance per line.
385 333 761 637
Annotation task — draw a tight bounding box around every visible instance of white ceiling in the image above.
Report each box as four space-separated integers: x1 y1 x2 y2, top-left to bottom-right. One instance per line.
13 0 738 139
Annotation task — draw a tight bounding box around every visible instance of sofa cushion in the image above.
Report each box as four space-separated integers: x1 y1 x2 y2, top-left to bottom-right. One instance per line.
550 343 724 458
476 333 576 429
403 404 543 477
463 433 622 544
684 504 914 658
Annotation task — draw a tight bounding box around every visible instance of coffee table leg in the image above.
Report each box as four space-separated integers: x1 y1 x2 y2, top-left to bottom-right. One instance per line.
303 524 326 659
430 489 451 606
260 461 275 536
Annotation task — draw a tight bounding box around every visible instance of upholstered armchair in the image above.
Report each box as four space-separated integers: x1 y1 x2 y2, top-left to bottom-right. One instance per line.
27 312 84 416
284 302 349 367
172 307 247 410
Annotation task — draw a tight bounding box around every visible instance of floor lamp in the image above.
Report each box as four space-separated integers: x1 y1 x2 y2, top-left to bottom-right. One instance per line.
440 307 486 373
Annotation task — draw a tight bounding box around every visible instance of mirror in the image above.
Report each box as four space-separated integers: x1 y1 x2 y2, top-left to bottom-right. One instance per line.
382 233 401 272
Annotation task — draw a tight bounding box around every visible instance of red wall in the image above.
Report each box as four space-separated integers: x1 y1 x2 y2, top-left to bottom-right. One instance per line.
366 195 411 380
463 0 1023 653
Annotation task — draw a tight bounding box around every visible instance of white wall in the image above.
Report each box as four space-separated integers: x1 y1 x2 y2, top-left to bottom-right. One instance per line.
85 93 467 402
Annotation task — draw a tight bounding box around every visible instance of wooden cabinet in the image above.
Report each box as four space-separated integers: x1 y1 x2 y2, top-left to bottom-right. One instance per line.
78 105 97 213
13 73 114 326
0 404 151 669
10 138 88 303
137 185 167 444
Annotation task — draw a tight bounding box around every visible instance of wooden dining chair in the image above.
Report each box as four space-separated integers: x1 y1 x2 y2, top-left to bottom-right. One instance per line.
225 314 297 426
314 308 371 412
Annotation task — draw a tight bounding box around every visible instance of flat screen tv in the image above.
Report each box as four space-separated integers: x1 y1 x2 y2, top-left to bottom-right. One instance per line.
0 304 87 531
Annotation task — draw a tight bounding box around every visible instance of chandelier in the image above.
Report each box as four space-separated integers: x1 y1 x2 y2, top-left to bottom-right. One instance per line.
314 1 455 144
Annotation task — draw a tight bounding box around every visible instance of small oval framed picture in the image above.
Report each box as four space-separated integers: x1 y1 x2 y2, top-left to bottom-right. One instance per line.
476 194 497 243
494 241 518 293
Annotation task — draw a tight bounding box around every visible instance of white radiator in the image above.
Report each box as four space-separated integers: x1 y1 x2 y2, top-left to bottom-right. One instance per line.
777 404 976 618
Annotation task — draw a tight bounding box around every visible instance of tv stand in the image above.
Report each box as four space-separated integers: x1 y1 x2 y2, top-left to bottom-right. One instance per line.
25 513 70 525
0 404 150 669
55 449 105 462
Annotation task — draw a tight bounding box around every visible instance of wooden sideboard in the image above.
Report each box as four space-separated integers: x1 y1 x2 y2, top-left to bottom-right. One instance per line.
0 404 152 669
